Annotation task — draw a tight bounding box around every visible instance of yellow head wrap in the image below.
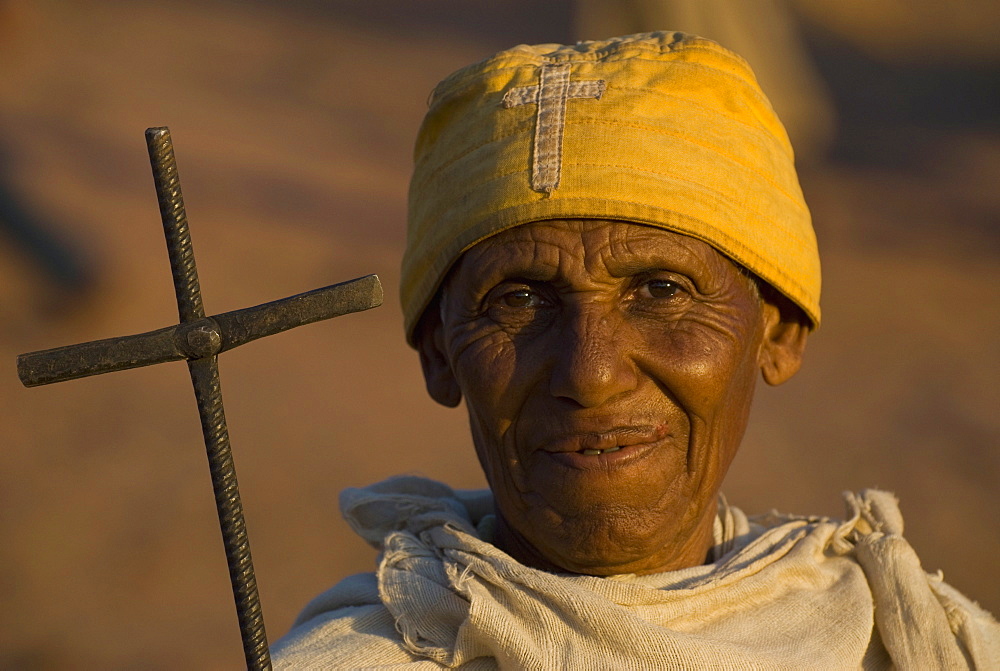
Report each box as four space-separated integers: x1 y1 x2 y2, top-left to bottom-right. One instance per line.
402 31 820 343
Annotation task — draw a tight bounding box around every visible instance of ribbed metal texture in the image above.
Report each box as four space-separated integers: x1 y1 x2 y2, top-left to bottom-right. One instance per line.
146 127 205 323
146 127 271 670
189 356 270 670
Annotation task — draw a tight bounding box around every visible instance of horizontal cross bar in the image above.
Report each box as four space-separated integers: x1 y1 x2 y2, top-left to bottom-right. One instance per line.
17 273 382 387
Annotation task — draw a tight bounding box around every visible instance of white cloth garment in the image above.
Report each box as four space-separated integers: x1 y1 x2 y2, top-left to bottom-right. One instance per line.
273 476 1000 669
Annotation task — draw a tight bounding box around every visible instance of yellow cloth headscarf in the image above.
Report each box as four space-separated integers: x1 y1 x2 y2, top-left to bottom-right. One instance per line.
402 31 820 343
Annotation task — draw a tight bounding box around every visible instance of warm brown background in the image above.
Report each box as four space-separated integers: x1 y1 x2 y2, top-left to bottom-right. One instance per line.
1 1 997 668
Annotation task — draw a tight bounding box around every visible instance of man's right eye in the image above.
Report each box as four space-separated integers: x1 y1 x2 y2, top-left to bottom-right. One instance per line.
501 289 543 308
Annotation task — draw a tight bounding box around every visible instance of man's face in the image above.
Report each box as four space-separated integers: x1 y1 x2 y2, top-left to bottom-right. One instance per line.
423 219 782 575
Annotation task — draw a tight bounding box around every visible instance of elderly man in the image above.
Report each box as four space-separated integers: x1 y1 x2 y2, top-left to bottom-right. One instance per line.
273 32 999 668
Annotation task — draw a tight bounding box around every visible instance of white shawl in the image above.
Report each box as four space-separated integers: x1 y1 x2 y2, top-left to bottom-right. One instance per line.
273 476 1000 669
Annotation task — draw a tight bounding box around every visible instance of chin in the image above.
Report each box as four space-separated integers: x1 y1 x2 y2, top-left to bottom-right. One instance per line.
523 503 694 575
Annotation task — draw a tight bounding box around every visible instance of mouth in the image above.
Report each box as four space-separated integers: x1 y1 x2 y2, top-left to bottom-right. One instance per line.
543 425 668 452
578 445 623 456
538 425 670 468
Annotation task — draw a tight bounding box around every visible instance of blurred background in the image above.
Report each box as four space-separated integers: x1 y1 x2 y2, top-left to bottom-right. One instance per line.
1 0 996 667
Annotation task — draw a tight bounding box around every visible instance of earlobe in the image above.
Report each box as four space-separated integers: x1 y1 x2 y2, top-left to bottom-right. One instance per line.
415 304 463 407
758 301 809 386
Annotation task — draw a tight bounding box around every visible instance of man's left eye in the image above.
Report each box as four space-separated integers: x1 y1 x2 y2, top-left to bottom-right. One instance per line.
642 279 681 299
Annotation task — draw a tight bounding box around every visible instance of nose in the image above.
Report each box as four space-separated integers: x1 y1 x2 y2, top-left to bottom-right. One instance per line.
548 306 638 407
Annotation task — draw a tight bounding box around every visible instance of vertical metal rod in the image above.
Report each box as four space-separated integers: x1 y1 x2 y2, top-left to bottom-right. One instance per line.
146 128 205 323
189 356 270 670
146 127 271 669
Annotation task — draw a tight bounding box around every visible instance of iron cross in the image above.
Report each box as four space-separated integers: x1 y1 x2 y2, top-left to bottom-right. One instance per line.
16 127 383 670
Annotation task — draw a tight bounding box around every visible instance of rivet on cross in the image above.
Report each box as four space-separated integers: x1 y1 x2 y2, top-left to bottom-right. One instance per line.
502 63 606 193
16 128 383 671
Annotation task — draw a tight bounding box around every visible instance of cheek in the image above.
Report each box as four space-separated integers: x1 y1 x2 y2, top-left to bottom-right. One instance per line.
451 327 519 407
449 328 532 489
640 318 760 434
640 323 721 393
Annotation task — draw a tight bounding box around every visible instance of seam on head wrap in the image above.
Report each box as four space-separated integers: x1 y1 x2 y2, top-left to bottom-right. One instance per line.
566 127 806 210
564 163 811 246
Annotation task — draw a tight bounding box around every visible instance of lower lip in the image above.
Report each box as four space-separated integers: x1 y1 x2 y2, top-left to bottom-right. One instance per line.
543 440 661 471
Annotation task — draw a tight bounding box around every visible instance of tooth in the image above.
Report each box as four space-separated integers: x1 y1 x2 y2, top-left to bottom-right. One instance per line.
603 446 621 453
581 449 602 456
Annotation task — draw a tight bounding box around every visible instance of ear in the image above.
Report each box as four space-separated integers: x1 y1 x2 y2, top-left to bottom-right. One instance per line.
414 301 462 407
758 299 810 386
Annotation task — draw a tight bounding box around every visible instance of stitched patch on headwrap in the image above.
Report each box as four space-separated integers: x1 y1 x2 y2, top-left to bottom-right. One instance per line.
501 63 606 193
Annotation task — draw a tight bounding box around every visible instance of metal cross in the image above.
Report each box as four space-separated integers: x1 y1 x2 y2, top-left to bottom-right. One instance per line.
16 127 383 670
501 63 605 193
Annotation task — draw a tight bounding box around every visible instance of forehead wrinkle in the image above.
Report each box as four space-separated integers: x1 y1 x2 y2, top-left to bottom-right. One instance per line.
578 224 619 282
461 232 561 284
486 221 600 285
531 225 585 279
606 224 701 276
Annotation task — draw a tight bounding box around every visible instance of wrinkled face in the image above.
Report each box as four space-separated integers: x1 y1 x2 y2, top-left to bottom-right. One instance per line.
421 219 799 575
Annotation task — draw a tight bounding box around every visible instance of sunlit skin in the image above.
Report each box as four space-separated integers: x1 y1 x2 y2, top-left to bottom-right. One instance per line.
416 219 808 576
